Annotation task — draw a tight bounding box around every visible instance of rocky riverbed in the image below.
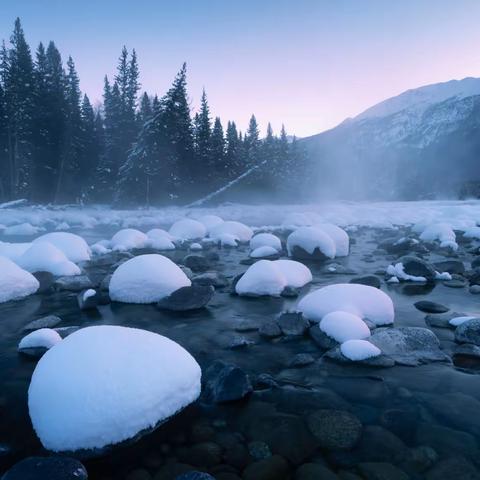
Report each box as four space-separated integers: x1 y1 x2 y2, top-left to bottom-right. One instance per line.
1 220 480 480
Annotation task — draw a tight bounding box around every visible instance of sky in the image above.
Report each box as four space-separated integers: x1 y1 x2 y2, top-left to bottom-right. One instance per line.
1 0 480 137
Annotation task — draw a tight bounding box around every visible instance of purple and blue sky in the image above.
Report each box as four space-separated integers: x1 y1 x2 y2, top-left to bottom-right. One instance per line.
1 0 480 137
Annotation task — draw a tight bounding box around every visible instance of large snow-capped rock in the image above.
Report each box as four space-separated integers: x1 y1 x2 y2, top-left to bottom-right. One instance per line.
110 229 149 251
0 256 39 303
28 325 201 452
196 215 224 233
17 242 81 276
146 229 175 250
298 283 394 326
209 221 253 243
169 219 206 241
319 311 371 343
33 232 91 263
316 224 349 257
287 226 336 260
0 241 32 262
250 233 282 252
109 254 191 304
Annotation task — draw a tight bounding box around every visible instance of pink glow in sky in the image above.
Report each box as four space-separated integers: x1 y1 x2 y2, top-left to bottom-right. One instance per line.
1 0 480 137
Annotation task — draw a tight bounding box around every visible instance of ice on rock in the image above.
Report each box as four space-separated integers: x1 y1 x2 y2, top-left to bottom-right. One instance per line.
298 283 394 326
91 241 110 255
28 325 201 452
236 259 312 297
190 243 203 251
19 328 62 350
320 311 371 342
250 233 282 252
419 223 458 250
110 229 149 251
287 226 336 259
316 224 350 257
146 229 175 250
0 242 32 262
17 242 81 276
250 246 279 258
33 232 91 263
146 228 174 241
109 254 191 304
387 263 427 282
196 215 224 232
463 226 480 240
209 221 253 243
3 223 43 236
169 219 206 241
449 316 477 327
0 256 39 303
216 233 238 247
340 339 381 361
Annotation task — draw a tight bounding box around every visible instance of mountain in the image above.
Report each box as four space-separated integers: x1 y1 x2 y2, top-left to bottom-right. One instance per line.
301 77 480 200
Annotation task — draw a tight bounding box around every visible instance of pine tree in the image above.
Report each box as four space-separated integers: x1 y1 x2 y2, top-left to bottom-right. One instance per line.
225 120 241 178
209 116 225 187
194 89 211 179
138 92 152 125
0 80 7 200
244 114 260 168
258 122 277 190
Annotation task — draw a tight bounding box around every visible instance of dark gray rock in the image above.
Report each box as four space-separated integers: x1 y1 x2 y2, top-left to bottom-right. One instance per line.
349 275 381 289
309 325 338 350
289 245 329 261
192 272 229 288
467 268 480 286
424 311 466 329
425 456 480 480
433 260 465 274
157 285 214 311
258 321 282 338
414 300 449 314
99 274 112 291
242 455 288 480
2 456 88 480
472 257 480 269
443 278 467 288
248 441 272 461
324 346 395 368
379 237 419 255
32 271 55 293
398 255 436 282
280 286 300 298
203 361 252 403
23 315 62 332
455 318 480 345
369 327 450 366
18 346 49 359
307 410 362 450
175 474 215 480
77 289 100 311
54 275 93 292
294 463 338 480
277 312 309 336
358 462 409 480
288 353 315 368
470 285 480 294
182 255 210 272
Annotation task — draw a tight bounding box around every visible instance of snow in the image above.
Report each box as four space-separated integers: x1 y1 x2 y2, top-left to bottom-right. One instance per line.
419 223 458 250
169 219 206 241
209 221 253 243
319 311 371 342
83 289 96 301
449 316 477 327
236 259 312 297
387 263 426 282
340 339 381 361
0 256 39 303
316 224 349 257
28 325 201 452
463 226 480 239
146 228 174 241
215 233 238 247
109 254 191 304
190 243 202 251
91 242 110 255
17 242 81 276
19 328 62 350
0 242 32 262
3 223 43 236
110 229 149 251
250 246 279 258
298 283 394 326
250 233 282 252
33 232 91 263
435 271 452 281
287 226 336 258
146 229 175 250
196 215 224 232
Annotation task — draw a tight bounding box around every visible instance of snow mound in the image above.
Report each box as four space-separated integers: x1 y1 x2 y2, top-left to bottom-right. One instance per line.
250 246 279 258
17 242 81 276
109 254 191 304
4 223 43 236
209 221 253 243
0 256 39 303
33 232 91 263
28 325 201 452
190 243 202 251
274 259 312 288
146 228 174 241
0 242 32 262
298 283 394 326
319 311 371 342
316 224 349 257
386 263 426 282
197 215 224 232
287 226 336 258
419 223 458 250
91 241 110 255
110 229 149 251
216 233 238 247
19 328 62 350
250 233 282 252
340 339 381 361
463 227 480 240
169 219 206 241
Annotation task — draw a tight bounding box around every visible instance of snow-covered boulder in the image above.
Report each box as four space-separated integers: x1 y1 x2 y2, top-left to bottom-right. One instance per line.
215 233 238 247
316 224 349 257
0 241 32 262
0 256 39 303
146 228 174 242
250 246 279 259
209 221 253 243
463 227 480 240
319 311 371 343
110 229 149 251
90 241 110 255
4 223 43 236
419 223 458 250
197 215 224 233
235 259 312 297
28 325 201 452
169 219 206 241
33 232 91 263
109 254 191 304
298 283 394 326
287 226 336 260
17 242 81 277
18 328 62 357
250 233 282 252
340 339 381 361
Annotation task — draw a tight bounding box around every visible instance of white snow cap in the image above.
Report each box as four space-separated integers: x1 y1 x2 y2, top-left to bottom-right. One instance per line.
146 228 174 241
209 221 253 243
190 243 203 251
4 223 43 236
196 215 224 232
463 226 480 240
250 233 282 252
340 339 381 361
0 256 39 303
298 283 394 326
0 242 32 262
109 254 191 304
236 259 312 296
33 232 91 263
386 263 426 283
169 219 206 241
17 242 81 277
419 223 458 250
319 311 371 343
110 229 149 251
19 328 62 350
449 316 477 327
287 226 336 258
316 224 349 257
28 325 201 452
250 246 279 258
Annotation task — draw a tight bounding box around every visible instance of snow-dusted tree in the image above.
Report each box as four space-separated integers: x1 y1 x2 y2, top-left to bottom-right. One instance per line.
244 114 260 168
209 116 225 187
137 92 152 125
0 79 7 200
193 89 211 178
